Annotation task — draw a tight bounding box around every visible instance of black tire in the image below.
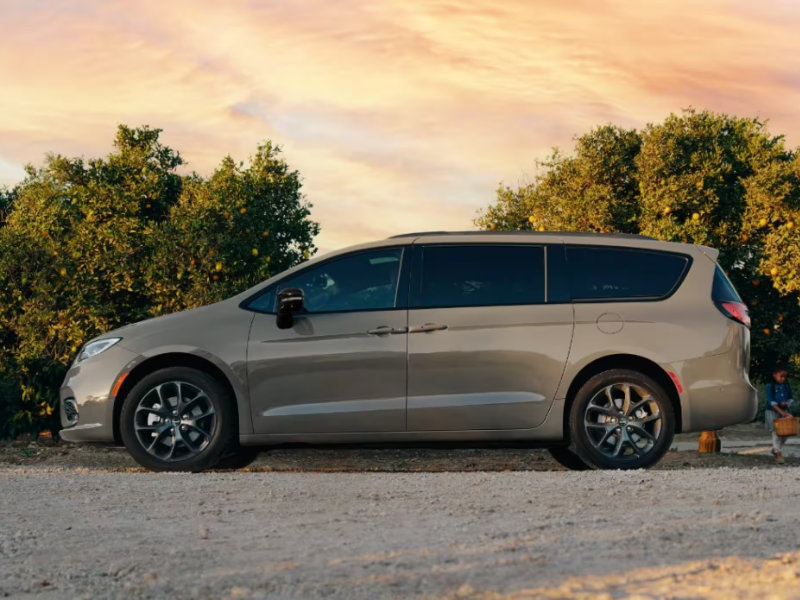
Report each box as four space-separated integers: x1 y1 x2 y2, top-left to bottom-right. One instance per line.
120 367 235 472
568 369 674 470
547 446 591 470
214 446 261 470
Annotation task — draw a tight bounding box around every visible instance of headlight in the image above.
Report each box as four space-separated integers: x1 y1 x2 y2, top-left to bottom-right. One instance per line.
75 338 122 364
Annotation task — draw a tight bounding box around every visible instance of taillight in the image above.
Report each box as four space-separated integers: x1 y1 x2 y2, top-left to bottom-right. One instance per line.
716 301 750 328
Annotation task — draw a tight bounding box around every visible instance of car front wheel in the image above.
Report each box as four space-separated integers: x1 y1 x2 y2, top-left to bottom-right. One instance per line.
569 369 675 470
120 367 235 472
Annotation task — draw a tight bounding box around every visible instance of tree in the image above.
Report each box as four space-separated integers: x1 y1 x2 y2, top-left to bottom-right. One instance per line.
0 185 15 226
477 109 800 378
476 125 641 233
0 126 319 438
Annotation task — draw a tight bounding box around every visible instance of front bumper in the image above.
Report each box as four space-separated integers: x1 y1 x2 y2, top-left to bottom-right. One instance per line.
59 345 141 442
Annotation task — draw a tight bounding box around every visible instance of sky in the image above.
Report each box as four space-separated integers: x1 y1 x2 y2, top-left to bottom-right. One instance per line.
1 0 800 253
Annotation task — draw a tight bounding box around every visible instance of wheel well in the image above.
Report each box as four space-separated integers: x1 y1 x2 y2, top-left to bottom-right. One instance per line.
112 353 239 444
562 354 683 438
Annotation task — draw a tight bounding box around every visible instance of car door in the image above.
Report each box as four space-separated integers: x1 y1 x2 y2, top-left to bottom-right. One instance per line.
245 246 409 434
406 242 574 431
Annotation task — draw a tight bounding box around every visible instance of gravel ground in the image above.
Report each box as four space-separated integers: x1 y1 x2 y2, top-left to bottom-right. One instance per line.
3 461 800 599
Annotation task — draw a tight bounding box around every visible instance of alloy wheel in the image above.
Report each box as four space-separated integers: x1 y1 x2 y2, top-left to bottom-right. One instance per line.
133 381 217 462
582 382 662 460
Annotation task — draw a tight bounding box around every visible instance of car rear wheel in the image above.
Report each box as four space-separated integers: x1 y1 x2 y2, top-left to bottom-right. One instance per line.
569 369 674 470
120 367 235 472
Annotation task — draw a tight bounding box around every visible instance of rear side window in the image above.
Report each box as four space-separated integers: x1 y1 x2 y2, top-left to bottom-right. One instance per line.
418 245 544 308
567 246 690 301
712 265 742 302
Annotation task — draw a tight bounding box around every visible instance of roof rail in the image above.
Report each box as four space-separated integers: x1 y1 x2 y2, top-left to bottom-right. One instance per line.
388 230 657 241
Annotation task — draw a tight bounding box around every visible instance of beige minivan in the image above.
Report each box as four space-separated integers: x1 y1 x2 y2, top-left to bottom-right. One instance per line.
59 231 757 471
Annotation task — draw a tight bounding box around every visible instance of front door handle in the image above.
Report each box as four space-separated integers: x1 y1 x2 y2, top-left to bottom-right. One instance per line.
367 326 408 336
409 323 448 333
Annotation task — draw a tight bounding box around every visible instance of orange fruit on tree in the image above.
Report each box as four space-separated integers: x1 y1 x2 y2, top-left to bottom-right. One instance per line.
251 248 259 257
770 267 779 276
240 207 247 214
692 213 700 221
752 280 760 286
787 221 795 230
663 207 671 216
759 217 768 227
528 215 536 223
538 225 545 231
215 262 223 271
763 328 771 335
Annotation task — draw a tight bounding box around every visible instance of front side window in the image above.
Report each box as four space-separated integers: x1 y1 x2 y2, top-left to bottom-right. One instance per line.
249 248 404 313
567 246 690 301
418 245 545 308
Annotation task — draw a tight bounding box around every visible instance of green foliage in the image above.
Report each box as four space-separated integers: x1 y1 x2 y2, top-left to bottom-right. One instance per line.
0 126 319 439
0 186 14 225
477 109 800 380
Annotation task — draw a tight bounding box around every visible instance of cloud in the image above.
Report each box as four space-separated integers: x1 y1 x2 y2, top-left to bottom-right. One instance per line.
1 0 799 252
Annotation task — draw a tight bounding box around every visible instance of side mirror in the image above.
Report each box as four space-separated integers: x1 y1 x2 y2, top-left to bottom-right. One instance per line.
276 287 304 329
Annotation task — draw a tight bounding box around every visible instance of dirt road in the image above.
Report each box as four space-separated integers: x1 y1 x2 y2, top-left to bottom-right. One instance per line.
2 463 800 599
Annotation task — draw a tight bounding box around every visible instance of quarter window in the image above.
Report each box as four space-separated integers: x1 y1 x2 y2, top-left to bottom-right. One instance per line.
418 245 545 308
249 248 403 313
567 246 689 300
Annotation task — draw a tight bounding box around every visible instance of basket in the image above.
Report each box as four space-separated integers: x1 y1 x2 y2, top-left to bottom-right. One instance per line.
774 416 799 437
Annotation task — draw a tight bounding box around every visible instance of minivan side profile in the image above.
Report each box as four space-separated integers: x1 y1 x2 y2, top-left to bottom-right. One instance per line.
59 231 758 471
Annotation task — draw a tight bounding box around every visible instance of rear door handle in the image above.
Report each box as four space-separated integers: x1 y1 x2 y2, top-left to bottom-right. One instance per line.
367 326 408 336
409 323 448 333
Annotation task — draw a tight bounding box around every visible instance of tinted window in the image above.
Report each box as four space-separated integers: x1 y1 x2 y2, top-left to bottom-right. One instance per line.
567 246 689 300
419 245 545 308
249 248 403 313
712 265 742 302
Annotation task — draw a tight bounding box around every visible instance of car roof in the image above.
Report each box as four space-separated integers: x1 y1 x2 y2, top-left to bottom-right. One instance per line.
388 230 656 241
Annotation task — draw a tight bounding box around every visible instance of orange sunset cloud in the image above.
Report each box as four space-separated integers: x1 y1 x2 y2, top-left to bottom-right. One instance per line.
1 0 799 251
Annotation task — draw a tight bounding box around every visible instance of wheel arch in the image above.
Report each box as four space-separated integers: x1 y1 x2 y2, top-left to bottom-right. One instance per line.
112 352 242 444
562 354 683 439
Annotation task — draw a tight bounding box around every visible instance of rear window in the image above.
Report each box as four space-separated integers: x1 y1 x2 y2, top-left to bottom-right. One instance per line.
419 245 545 308
567 246 690 301
712 265 742 302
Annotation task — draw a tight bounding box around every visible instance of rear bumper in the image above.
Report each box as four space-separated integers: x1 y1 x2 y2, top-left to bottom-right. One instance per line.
671 340 758 433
